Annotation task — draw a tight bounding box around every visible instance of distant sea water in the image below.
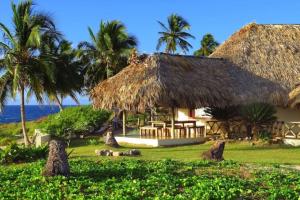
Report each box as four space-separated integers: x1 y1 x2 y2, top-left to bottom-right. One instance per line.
0 105 61 124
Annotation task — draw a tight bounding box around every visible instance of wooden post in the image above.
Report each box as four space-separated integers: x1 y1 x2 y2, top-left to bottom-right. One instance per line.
171 107 175 138
137 117 140 128
123 110 126 136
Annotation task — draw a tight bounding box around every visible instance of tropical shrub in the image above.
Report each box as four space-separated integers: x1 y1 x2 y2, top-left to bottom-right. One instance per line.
240 103 277 138
205 103 277 139
0 143 48 164
38 106 111 139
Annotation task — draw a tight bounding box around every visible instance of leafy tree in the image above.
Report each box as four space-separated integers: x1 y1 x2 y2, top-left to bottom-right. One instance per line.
78 20 137 90
41 39 84 111
194 34 219 56
0 0 60 146
156 14 195 54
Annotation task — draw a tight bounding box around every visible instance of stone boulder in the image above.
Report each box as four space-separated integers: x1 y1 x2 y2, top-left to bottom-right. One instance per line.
202 141 225 161
95 149 113 156
112 152 123 157
123 149 141 156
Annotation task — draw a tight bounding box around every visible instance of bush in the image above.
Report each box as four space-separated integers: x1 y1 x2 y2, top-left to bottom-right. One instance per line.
38 106 111 139
0 143 48 164
258 130 272 141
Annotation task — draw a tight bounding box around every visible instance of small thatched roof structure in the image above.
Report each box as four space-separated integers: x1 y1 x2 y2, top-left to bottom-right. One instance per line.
210 23 300 104
91 53 287 112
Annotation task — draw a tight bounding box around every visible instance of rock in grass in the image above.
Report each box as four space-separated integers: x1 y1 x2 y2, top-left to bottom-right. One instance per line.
112 152 123 157
95 149 113 156
123 149 141 156
202 141 225 161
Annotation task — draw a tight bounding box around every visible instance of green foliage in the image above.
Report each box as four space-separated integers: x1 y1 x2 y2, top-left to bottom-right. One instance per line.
87 139 100 146
240 103 277 125
0 159 300 199
38 106 110 139
204 106 240 121
194 33 219 56
0 0 60 145
157 14 195 54
0 143 48 164
78 20 137 90
258 130 272 141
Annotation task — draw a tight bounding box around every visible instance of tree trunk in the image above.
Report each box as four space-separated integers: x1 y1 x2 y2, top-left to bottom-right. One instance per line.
105 129 119 148
42 140 70 177
54 95 63 111
20 86 30 146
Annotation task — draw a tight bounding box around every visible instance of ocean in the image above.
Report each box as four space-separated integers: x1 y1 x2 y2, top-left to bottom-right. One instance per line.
0 105 61 124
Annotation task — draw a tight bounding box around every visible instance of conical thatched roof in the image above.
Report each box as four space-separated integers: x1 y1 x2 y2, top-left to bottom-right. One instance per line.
210 23 300 93
91 53 287 112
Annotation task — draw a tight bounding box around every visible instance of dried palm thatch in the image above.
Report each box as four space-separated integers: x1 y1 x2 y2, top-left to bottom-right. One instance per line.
210 23 300 107
91 53 287 112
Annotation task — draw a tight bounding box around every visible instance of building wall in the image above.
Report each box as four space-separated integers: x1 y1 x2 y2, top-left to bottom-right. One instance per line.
178 107 300 124
176 108 211 126
276 107 300 122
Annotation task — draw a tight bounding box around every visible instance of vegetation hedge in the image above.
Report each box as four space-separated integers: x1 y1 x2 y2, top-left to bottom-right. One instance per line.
0 159 299 199
0 143 48 164
38 106 111 139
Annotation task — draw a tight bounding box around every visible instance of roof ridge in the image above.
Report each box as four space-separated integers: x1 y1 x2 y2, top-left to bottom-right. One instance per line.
155 52 225 60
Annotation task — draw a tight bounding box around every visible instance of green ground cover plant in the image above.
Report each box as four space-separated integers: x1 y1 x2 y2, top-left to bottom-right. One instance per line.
0 159 299 199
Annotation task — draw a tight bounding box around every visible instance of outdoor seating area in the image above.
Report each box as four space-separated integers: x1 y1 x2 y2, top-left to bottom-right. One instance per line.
139 120 205 138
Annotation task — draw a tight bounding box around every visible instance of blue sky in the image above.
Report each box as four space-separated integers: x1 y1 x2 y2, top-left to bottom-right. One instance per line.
1 0 300 105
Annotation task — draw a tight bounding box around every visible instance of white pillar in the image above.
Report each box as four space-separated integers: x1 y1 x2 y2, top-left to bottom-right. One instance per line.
171 107 175 138
123 110 126 136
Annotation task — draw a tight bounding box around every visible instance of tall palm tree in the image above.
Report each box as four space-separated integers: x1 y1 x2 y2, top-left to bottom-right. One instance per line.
78 20 137 90
194 34 219 56
156 14 195 54
0 0 60 146
41 39 84 111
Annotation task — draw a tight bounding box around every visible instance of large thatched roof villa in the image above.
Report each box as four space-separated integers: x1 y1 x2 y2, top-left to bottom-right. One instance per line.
91 23 300 145
210 23 300 122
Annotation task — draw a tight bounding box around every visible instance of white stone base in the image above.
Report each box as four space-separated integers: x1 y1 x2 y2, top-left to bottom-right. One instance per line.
115 136 205 147
283 138 300 147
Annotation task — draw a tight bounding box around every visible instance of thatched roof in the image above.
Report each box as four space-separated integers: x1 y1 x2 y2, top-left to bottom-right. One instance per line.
210 23 300 93
91 53 287 112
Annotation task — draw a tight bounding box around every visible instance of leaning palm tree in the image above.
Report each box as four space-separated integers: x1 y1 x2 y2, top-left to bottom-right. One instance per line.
78 20 137 90
194 33 219 56
41 39 84 111
0 0 60 146
156 14 195 54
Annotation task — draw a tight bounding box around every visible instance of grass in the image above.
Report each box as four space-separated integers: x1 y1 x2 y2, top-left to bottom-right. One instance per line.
68 137 300 164
0 120 44 146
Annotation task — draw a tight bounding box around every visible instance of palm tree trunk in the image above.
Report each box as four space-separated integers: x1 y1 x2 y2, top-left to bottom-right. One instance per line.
20 85 30 146
54 95 63 111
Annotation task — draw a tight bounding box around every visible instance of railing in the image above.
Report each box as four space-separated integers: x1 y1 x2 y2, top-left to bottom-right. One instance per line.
283 122 300 139
205 120 285 139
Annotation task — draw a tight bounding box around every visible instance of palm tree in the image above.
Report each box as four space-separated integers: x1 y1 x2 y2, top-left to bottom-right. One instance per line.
41 39 84 111
78 20 137 90
0 0 60 146
194 34 219 56
240 103 277 139
156 14 195 54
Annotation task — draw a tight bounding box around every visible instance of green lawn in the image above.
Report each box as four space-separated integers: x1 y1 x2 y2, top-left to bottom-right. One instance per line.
68 137 300 164
0 120 43 146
